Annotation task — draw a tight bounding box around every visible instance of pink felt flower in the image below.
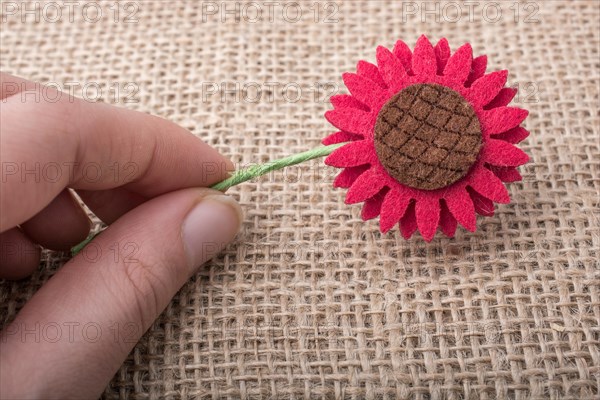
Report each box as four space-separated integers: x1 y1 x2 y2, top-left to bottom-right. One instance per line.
323 35 529 241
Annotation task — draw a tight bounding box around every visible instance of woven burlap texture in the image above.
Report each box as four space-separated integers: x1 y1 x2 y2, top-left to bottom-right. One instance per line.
1 1 599 399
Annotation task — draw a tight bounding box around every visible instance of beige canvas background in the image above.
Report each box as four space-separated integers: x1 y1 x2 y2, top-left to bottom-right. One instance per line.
1 0 599 399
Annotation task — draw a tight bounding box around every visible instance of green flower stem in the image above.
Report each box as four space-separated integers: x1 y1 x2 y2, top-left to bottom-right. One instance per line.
71 142 347 256
211 142 346 191
70 232 98 255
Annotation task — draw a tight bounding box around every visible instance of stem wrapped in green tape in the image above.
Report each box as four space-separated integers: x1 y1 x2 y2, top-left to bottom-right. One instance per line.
211 142 345 191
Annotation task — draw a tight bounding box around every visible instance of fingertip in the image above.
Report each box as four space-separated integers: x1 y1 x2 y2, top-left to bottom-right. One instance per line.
182 191 243 271
138 113 235 188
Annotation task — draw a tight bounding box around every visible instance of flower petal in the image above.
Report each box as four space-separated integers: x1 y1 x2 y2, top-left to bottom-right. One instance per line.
439 201 457 238
333 165 370 188
392 39 412 72
342 73 388 110
485 87 517 109
356 60 386 88
362 188 388 220
325 140 377 168
412 35 437 78
399 201 418 239
489 165 523 182
480 107 529 136
465 55 487 87
434 38 451 74
376 45 408 90
482 139 529 167
416 197 440 242
345 169 386 204
443 43 473 85
468 188 495 216
322 131 362 146
325 108 374 137
469 70 508 107
470 167 510 203
380 189 411 233
330 94 369 111
492 126 530 144
445 190 477 231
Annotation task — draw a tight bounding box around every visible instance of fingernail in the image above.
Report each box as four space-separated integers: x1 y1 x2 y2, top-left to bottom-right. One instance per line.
182 194 242 271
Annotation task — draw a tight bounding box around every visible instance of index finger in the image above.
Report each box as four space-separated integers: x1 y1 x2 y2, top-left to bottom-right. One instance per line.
0 73 233 232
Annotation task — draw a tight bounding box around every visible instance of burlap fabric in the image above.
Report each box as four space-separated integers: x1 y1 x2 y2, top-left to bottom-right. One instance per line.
1 1 599 399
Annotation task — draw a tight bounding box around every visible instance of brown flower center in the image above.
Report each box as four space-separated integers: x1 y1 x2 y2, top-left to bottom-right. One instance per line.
374 83 482 190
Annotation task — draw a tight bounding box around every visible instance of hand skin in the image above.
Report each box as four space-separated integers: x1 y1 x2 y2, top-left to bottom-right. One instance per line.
0 73 243 399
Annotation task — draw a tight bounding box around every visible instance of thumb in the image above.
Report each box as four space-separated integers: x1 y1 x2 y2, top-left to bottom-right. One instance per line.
0 188 242 399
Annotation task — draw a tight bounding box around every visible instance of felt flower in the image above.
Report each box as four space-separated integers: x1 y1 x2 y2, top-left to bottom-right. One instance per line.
323 36 529 241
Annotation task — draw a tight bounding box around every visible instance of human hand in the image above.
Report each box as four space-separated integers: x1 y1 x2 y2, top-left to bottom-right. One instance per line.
0 73 242 399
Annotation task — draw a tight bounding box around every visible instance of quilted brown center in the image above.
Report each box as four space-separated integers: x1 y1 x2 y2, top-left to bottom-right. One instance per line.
374 83 482 190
